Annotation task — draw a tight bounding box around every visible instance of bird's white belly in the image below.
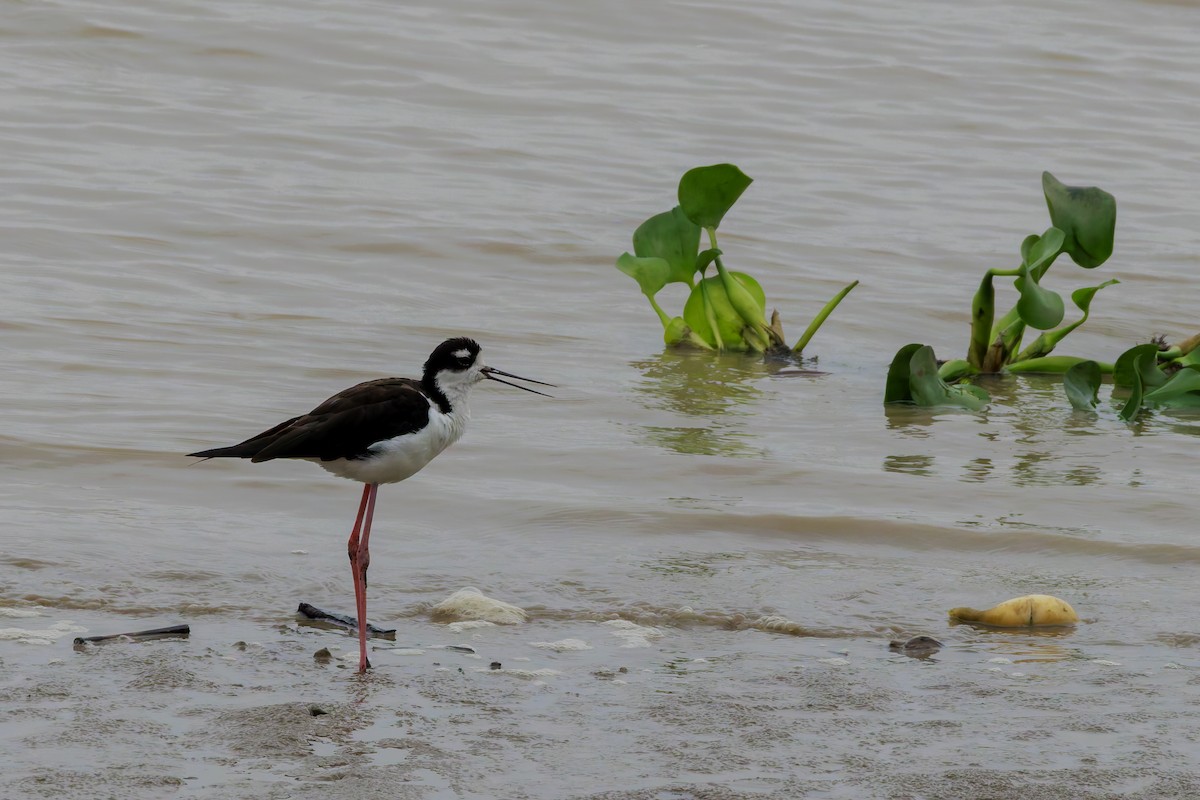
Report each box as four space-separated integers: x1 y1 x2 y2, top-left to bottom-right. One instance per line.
316 406 467 485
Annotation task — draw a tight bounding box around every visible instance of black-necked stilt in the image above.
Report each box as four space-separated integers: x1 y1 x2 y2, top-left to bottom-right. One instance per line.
189 337 552 673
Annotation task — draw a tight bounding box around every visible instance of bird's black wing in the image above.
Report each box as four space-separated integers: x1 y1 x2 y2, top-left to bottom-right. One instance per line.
189 378 432 462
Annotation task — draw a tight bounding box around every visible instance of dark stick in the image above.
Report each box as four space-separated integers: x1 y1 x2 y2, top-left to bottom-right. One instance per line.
297 602 397 639
73 624 191 646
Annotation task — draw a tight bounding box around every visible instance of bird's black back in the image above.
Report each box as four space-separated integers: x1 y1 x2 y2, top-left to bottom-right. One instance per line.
188 377 435 463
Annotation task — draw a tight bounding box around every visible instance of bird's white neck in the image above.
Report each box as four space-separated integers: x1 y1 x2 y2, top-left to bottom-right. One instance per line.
431 368 482 416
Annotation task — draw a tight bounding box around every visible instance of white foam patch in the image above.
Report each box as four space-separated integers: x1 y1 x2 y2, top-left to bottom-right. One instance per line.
753 615 805 635
447 620 496 633
530 638 592 652
602 619 664 648
432 587 527 625
0 607 43 618
0 620 87 645
818 657 850 666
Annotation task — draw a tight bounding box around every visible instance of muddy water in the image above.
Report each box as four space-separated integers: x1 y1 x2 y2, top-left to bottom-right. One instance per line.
3 0 1200 798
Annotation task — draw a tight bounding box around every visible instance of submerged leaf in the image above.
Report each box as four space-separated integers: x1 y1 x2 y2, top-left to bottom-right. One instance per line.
886 344 988 409
1113 343 1167 389
1143 366 1200 408
1042 172 1117 268
908 345 989 410
1064 360 1101 410
678 164 753 231
1119 353 1147 422
632 206 702 285
884 343 924 404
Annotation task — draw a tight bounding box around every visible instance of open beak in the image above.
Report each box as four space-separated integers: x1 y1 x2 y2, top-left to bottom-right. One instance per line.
481 366 556 397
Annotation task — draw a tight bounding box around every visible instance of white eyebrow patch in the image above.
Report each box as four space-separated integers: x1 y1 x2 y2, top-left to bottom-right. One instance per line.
453 348 472 359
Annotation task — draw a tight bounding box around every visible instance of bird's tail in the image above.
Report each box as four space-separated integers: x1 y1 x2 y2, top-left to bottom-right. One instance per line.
187 444 259 459
188 415 303 461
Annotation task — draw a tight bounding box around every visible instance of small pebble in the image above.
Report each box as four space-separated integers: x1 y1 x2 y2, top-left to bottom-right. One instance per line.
313 648 332 664
489 661 502 670
308 705 328 716
888 636 943 657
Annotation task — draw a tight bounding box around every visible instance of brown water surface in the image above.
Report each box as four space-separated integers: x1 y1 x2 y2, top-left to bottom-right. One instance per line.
3 0 1200 797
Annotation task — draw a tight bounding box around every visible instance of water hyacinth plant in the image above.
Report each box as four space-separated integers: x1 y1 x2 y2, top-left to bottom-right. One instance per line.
1063 334 1200 420
887 172 1120 409
616 164 858 356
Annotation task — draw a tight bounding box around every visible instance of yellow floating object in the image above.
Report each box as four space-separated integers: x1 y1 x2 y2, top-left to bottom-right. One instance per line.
948 594 1078 627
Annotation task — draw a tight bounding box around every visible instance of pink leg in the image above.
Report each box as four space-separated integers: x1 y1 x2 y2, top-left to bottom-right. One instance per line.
346 483 374 673
350 483 379 673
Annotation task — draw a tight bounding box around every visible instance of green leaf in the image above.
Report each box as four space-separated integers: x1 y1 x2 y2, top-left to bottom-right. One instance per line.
682 271 766 352
678 164 753 231
1042 172 1117 268
1070 278 1120 314
1113 343 1167 389
632 206 702 285
884 343 923 404
616 252 671 298
1119 354 1147 422
694 248 721 275
1144 366 1200 408
1013 263 1065 330
1016 278 1120 361
908 345 989 410
1021 226 1066 277
1064 360 1101 410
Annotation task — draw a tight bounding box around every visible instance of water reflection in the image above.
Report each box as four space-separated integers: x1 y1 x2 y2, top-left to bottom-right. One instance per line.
878 372 1168 487
632 349 800 457
950 622 1078 663
881 454 935 477
962 457 993 482
641 425 764 457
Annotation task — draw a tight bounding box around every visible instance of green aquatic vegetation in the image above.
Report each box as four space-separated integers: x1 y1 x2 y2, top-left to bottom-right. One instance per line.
1061 336 1200 421
888 172 1122 410
615 163 859 355
1063 360 1101 411
884 343 989 410
949 172 1120 379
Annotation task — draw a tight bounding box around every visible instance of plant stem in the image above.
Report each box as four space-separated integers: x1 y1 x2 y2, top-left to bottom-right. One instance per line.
938 359 977 382
792 280 859 354
698 277 725 351
646 294 672 329
1004 356 1114 375
968 273 995 369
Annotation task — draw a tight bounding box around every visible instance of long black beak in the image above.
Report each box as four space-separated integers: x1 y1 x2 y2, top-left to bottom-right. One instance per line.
481 366 556 397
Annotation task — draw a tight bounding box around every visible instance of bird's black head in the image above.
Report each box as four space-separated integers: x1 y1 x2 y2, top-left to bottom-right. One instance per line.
424 337 482 380
422 337 555 402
